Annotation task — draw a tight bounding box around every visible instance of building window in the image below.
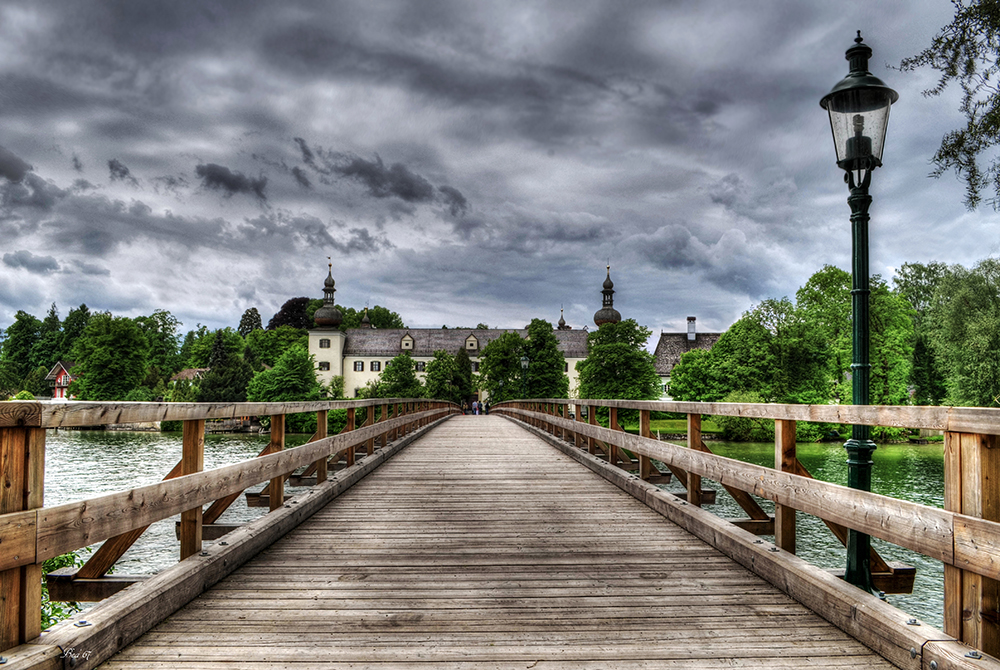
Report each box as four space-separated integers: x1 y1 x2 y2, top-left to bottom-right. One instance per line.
472 362 480 372
371 361 381 372
415 361 426 372
565 363 568 372
318 362 331 371
385 360 392 368
319 338 331 349
354 361 364 372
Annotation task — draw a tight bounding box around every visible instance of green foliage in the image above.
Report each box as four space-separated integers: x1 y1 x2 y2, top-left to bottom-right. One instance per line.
69 313 149 400
926 258 1000 406
20 365 49 397
59 304 91 362
523 319 570 399
1 310 42 381
371 352 424 398
901 1 1000 208
12 389 35 400
324 375 345 399
268 297 313 330
238 307 263 337
244 325 307 367
894 262 951 405
576 319 661 404
134 310 183 376
183 326 245 368
478 331 526 402
452 347 475 399
246 345 321 431
337 304 406 330
0 362 20 398
196 334 255 403
30 303 62 372
711 391 775 441
424 350 461 403
124 387 154 401
41 552 85 630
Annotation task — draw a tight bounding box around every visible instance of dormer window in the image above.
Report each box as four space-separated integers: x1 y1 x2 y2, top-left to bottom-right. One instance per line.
401 333 414 350
465 334 478 350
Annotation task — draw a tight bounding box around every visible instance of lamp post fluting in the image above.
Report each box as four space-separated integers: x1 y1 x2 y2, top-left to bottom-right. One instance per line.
520 355 529 399
820 31 898 593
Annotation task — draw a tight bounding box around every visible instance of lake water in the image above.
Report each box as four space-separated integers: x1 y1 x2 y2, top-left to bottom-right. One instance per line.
43 428 945 628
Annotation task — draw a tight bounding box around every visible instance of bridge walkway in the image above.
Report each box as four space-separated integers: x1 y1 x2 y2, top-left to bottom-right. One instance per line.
100 415 894 669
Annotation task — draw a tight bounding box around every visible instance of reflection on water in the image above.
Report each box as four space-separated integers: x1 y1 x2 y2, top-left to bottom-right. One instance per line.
45 430 309 577
46 430 946 628
653 439 944 629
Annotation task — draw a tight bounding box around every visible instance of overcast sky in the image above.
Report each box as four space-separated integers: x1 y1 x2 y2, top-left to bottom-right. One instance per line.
0 1 985 344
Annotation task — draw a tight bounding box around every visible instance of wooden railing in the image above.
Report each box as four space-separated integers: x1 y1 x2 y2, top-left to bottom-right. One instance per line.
495 399 1000 661
0 398 457 653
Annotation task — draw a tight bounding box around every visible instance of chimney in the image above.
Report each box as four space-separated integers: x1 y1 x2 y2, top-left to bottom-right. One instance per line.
687 316 696 341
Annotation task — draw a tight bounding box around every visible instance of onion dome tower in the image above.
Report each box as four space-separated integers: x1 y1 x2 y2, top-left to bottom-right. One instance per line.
557 307 572 330
593 265 622 327
312 263 343 328
360 307 372 329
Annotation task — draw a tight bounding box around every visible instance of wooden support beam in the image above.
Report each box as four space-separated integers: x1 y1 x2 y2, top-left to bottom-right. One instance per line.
268 414 285 511
46 569 148 602
730 517 775 535
944 430 1000 656
687 414 702 507
174 522 240 541
672 489 717 505
314 409 329 485
0 425 44 649
179 419 205 561
774 419 796 554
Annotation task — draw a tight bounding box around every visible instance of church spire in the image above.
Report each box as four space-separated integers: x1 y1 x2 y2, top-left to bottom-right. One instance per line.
593 264 622 326
312 260 343 328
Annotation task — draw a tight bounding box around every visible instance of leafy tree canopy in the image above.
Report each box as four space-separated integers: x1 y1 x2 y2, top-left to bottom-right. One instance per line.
197 331 255 403
424 350 461 404
1 310 42 381
134 310 183 375
478 331 526 402
245 325 307 367
371 352 424 398
523 319 569 399
238 307 263 337
576 318 660 403
901 1 1000 208
183 326 245 368
246 344 321 403
69 313 149 400
267 297 312 330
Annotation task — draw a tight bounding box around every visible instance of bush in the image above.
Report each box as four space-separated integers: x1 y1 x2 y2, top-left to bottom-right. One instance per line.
41 552 85 629
12 389 35 400
711 391 775 441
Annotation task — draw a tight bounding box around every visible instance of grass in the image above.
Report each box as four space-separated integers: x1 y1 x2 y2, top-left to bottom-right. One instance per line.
620 418 723 435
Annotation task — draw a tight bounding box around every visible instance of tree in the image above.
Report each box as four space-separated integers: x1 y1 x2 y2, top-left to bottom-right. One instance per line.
523 319 569 399
30 303 62 372
238 307 263 337
893 262 951 405
183 326 245 368
478 331 526 402
197 331 255 403
926 258 1000 406
901 1 1000 208
452 347 475 400
246 344 321 431
424 350 461 404
267 297 312 330
244 325 307 367
134 310 183 376
59 304 91 362
69 313 149 400
372 352 423 398
576 319 661 409
0 311 42 383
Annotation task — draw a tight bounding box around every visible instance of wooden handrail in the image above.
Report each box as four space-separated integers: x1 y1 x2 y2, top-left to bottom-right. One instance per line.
496 404 996 580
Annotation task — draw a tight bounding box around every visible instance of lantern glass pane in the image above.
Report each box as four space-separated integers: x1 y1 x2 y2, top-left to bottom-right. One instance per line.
825 88 893 164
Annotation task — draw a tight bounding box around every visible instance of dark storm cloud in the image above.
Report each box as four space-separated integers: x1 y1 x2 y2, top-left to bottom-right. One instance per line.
291 166 311 189
72 154 83 172
108 159 139 187
237 213 391 254
0 145 32 183
335 154 434 202
152 174 189 196
72 179 96 191
70 259 111 276
3 250 60 274
195 163 267 201
438 185 468 216
0 174 66 214
293 137 315 167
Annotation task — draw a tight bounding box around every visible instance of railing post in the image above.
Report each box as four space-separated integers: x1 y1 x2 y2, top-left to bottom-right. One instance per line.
639 409 653 480
774 419 796 553
608 407 619 464
315 409 329 485
687 413 702 506
268 414 286 511
0 424 45 649
561 403 570 442
944 430 1000 655
180 419 205 560
574 403 583 449
587 404 597 454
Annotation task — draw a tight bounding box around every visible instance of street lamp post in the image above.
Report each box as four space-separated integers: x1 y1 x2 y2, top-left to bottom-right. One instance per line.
820 31 898 593
520 355 529 398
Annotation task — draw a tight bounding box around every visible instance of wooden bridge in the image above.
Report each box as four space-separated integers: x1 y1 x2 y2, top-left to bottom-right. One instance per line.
2 398 1000 669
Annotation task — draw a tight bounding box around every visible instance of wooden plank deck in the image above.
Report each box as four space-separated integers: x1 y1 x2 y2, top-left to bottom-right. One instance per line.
100 415 895 669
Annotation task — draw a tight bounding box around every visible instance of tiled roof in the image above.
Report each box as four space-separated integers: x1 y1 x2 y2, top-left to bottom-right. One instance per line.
44 361 75 381
341 328 589 359
170 368 209 382
653 332 721 375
